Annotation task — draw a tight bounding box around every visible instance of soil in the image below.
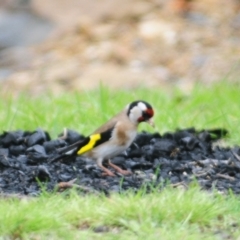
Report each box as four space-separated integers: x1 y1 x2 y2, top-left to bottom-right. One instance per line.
2 127 240 197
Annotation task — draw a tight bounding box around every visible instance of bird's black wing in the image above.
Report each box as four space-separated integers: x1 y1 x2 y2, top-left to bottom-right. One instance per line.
50 127 114 162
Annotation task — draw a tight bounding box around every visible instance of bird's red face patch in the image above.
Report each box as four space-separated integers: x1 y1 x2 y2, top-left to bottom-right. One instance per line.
138 108 154 122
146 108 154 118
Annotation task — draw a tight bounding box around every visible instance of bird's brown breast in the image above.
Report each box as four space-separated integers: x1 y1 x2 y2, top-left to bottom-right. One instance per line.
116 124 132 146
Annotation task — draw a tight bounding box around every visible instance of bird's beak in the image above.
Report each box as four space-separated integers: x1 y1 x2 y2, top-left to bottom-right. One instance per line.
146 118 155 128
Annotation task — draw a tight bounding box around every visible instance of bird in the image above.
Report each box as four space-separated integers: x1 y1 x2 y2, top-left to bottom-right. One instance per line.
52 100 154 176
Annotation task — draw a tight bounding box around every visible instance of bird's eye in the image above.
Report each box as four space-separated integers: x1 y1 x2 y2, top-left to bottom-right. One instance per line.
142 111 150 119
142 108 154 119
137 108 154 122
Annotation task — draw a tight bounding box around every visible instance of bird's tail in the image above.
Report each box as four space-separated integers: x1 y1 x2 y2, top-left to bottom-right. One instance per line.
49 138 90 163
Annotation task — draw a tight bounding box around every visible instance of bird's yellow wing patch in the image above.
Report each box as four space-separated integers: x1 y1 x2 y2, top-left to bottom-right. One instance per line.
77 134 101 155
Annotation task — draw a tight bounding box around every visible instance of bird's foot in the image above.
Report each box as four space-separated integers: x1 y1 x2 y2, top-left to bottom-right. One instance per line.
116 169 132 175
102 170 116 177
108 161 132 175
99 164 116 177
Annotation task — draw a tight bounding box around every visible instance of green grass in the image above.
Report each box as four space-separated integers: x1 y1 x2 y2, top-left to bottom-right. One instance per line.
1 82 240 144
1 186 240 239
1 81 240 239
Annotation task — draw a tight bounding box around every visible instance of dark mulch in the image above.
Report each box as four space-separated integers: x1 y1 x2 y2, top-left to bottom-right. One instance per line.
1 127 239 196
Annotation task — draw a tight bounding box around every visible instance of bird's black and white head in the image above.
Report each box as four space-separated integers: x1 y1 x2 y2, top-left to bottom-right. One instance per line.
126 100 154 126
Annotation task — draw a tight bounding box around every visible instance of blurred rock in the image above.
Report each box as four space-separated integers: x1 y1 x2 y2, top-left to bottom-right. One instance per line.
0 0 54 81
138 19 178 45
1 0 240 95
0 6 54 48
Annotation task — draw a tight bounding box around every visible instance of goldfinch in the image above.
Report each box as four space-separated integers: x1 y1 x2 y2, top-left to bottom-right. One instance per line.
53 100 154 176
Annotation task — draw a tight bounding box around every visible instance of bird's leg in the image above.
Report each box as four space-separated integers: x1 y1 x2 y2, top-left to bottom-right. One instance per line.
97 158 115 176
108 160 132 175
100 165 116 177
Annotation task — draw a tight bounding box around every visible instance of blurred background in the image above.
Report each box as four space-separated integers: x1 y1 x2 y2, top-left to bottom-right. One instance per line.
0 0 240 95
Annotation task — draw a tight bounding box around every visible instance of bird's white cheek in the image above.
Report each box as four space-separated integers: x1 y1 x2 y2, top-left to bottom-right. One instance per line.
129 108 142 124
